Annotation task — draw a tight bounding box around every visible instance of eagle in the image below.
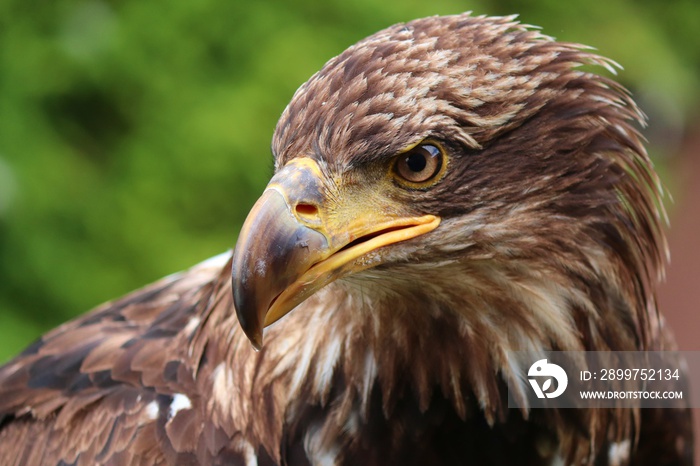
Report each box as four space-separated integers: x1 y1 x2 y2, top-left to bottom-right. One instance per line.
0 13 693 466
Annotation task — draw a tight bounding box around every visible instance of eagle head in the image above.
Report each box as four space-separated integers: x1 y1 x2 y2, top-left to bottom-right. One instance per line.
231 14 666 359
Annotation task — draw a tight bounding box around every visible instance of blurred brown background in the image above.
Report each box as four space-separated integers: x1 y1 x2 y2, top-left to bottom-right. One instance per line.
658 121 700 466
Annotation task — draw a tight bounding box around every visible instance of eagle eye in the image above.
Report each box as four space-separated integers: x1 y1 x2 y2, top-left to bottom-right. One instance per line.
393 143 445 187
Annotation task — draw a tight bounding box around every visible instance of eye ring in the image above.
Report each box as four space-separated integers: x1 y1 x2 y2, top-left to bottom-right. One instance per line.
393 142 446 187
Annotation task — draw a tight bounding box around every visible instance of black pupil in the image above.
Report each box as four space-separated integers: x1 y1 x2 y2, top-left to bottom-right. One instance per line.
406 152 427 172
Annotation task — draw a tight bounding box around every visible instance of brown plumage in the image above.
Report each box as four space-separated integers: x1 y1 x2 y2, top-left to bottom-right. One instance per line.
0 13 693 466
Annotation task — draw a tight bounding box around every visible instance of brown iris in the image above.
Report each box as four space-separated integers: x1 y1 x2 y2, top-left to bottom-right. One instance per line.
393 143 445 186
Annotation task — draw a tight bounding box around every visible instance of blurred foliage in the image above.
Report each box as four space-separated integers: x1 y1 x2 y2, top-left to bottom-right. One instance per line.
1 0 699 361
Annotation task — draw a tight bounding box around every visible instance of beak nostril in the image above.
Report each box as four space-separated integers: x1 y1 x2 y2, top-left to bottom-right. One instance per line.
295 204 318 216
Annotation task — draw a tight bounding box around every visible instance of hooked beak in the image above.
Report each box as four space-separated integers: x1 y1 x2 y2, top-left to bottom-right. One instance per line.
231 158 440 349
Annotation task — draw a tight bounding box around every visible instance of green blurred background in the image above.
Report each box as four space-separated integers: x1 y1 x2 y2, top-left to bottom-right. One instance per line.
1 0 699 362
